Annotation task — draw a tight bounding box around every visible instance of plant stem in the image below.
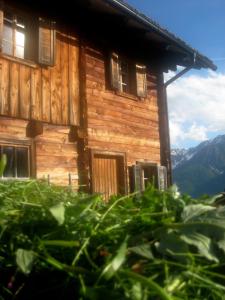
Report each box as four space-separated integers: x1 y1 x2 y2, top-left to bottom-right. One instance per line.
119 270 174 300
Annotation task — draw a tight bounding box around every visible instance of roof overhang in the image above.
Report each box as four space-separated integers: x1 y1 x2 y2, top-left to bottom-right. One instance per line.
7 0 217 72
105 0 216 71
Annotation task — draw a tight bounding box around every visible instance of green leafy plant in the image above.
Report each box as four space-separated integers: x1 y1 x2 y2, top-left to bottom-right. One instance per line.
0 181 225 299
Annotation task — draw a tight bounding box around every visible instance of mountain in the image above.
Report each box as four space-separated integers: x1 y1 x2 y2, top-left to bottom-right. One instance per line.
172 135 225 197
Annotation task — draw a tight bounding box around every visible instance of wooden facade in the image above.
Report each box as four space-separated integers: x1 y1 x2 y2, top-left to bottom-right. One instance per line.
0 32 80 126
0 0 215 197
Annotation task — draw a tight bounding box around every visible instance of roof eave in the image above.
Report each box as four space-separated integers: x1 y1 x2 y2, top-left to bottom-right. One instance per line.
106 0 217 71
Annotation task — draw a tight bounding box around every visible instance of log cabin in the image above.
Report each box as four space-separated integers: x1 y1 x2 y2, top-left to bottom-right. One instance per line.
0 0 216 199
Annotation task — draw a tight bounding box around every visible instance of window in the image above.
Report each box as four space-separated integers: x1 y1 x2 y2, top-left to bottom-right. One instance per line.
0 9 56 66
0 144 30 179
38 18 56 66
119 60 131 93
110 52 147 97
129 163 167 192
3 13 26 59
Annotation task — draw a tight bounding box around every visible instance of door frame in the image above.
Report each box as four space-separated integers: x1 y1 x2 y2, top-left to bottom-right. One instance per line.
89 149 127 196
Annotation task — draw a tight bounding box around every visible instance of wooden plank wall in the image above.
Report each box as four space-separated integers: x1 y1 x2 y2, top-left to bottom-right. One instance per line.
85 47 161 167
0 117 79 188
35 124 78 187
0 31 80 126
0 117 29 141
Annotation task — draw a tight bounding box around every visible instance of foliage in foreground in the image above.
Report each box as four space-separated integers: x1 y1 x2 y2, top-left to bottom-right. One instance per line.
1 180 225 299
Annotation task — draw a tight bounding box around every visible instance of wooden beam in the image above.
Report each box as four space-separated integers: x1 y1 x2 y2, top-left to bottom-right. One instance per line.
26 120 43 138
69 125 87 142
157 71 172 186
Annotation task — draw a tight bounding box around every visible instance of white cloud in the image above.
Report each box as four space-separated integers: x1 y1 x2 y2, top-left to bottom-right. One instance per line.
185 123 208 141
167 70 225 148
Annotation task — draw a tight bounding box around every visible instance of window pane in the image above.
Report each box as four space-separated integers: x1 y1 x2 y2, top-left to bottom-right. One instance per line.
15 30 25 58
143 166 158 189
3 146 15 178
16 147 29 178
120 61 129 93
15 45 24 59
2 40 13 56
16 30 25 46
3 24 13 55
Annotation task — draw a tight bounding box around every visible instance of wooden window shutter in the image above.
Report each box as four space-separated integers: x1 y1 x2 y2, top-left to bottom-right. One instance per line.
136 64 147 97
157 166 167 191
133 164 143 192
110 52 120 90
38 18 56 66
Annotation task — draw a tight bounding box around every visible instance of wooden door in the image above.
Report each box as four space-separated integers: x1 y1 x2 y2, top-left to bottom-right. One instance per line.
91 153 125 200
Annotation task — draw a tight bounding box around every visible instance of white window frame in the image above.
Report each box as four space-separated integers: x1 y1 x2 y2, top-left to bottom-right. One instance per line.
133 162 167 192
2 13 26 59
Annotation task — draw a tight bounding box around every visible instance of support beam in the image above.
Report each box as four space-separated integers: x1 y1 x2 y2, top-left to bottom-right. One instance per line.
164 66 192 88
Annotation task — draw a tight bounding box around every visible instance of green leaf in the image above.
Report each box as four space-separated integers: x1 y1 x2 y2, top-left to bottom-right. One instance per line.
180 232 218 262
100 236 128 280
217 239 225 254
156 231 189 261
16 249 35 274
129 244 154 260
120 270 173 300
0 154 7 177
168 184 181 199
131 282 143 300
49 202 65 225
181 204 216 222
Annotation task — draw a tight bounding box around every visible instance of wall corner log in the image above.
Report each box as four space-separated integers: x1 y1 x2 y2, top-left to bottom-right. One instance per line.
26 120 44 138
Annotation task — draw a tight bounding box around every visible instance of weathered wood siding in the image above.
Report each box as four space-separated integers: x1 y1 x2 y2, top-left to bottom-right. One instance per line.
0 31 80 126
85 48 161 167
35 124 78 187
0 117 29 142
0 117 78 187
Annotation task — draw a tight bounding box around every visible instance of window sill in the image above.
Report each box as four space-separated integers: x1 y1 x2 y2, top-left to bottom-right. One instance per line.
0 53 38 68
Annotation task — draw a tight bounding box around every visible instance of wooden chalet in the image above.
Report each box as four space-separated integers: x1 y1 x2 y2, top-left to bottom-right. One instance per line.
0 0 216 199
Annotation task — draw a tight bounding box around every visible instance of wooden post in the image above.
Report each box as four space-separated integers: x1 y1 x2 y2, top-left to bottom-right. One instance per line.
76 41 90 193
47 174 50 185
157 72 172 186
68 173 72 186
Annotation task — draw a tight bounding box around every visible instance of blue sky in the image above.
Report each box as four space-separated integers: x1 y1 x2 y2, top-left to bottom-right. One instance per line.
126 0 225 148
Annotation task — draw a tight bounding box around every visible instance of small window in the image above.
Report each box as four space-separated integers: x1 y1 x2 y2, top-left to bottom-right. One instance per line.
38 18 56 66
110 52 147 97
0 10 56 66
2 13 26 59
136 64 147 97
119 60 131 93
0 144 30 179
130 163 167 192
